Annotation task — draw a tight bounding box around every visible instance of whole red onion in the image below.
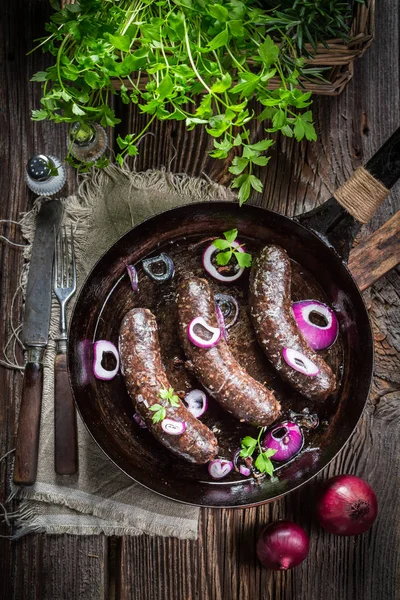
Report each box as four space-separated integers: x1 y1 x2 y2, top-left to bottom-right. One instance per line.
256 521 310 570
316 474 378 536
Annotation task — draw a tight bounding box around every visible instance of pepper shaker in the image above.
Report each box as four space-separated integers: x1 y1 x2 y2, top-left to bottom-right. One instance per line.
25 155 66 196
69 122 108 162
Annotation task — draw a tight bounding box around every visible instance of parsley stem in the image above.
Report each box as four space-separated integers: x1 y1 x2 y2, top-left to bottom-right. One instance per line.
257 426 266 454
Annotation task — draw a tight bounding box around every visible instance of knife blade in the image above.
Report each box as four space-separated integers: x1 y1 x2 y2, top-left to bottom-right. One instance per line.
14 199 63 486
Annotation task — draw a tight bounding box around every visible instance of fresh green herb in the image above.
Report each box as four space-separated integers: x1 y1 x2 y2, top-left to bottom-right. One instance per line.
30 0 355 202
150 386 180 424
255 448 277 476
149 404 166 424
159 386 180 407
212 228 252 267
239 427 277 476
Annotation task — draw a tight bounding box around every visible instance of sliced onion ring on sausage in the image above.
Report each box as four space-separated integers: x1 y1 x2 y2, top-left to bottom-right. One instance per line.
214 293 239 329
292 300 338 351
282 348 320 376
188 317 221 348
93 340 120 380
208 459 233 479
202 241 245 282
161 418 187 435
126 264 138 291
184 389 208 418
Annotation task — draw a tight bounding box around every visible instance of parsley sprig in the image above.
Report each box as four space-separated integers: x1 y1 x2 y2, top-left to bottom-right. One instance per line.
212 228 252 268
149 386 180 424
240 427 277 477
27 0 357 203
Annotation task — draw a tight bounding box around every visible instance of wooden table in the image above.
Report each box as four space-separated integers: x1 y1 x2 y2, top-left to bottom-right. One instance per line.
1 1 399 598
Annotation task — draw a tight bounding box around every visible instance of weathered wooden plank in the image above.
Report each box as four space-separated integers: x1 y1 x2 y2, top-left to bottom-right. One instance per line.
10 534 109 600
348 212 400 291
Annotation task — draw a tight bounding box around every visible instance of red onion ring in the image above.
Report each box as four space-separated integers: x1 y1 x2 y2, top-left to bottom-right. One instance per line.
142 252 175 283
93 340 119 381
187 316 221 348
202 241 245 282
262 421 304 462
239 465 251 477
282 348 320 376
214 293 239 329
215 304 228 341
184 389 208 418
126 264 138 291
161 418 187 435
292 300 338 350
208 459 233 479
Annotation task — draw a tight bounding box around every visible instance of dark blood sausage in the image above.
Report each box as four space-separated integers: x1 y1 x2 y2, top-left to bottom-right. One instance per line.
249 245 336 402
119 308 218 464
176 277 281 426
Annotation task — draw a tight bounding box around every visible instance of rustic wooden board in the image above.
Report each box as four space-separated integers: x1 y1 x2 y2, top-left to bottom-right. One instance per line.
0 0 399 598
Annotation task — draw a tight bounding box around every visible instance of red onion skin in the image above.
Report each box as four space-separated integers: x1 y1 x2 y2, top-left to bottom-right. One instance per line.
262 421 304 462
257 521 310 570
316 475 378 536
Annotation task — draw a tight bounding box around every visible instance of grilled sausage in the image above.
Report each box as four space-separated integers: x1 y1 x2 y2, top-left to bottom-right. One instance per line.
119 308 218 464
249 245 336 401
176 277 281 426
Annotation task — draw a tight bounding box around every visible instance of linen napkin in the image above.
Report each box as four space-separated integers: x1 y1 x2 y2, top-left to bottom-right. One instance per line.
11 166 234 539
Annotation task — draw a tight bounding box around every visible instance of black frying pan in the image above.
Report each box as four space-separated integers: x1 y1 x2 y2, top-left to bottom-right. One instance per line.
68 127 400 507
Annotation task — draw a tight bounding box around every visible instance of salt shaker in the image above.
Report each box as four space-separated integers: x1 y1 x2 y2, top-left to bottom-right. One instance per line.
69 122 108 162
25 155 66 196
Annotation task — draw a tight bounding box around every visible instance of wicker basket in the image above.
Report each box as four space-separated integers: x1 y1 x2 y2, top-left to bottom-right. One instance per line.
61 0 374 96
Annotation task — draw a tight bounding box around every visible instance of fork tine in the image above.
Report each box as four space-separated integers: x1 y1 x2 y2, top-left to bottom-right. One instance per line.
54 225 59 290
70 224 76 290
62 225 68 288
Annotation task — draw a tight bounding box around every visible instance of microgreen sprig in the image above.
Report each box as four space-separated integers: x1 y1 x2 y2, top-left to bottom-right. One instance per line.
150 386 180 424
240 427 277 477
212 228 252 268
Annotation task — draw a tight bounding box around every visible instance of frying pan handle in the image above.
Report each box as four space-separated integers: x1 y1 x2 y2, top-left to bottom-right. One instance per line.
299 126 400 261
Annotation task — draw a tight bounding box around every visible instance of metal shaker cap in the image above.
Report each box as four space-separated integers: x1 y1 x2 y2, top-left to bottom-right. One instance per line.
26 155 56 182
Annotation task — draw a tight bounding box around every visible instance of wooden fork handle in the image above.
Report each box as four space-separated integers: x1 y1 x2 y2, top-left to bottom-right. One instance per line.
54 352 78 475
13 361 43 486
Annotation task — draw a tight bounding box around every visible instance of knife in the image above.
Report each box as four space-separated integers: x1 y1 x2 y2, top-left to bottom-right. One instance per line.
13 199 63 486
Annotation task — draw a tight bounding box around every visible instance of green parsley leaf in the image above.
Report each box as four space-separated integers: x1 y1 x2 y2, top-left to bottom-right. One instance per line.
159 386 180 407
223 228 238 244
255 449 277 476
239 436 257 458
213 239 231 251
207 4 229 22
235 251 252 268
215 249 232 266
31 109 48 121
207 28 229 51
31 71 48 82
149 404 166 424
258 36 279 67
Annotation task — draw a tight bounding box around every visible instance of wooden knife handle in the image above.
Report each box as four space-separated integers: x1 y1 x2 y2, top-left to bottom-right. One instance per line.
13 362 43 486
54 352 78 475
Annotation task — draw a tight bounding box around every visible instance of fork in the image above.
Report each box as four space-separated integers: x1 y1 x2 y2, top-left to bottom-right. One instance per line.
53 225 78 475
